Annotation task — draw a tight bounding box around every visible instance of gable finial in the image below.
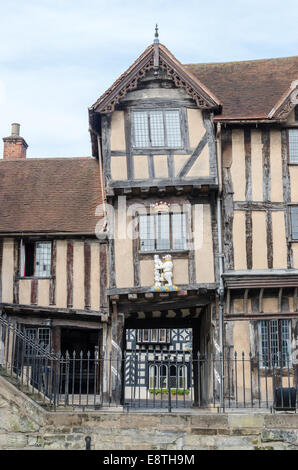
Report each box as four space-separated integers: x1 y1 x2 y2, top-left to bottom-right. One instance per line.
153 24 159 72
154 24 159 44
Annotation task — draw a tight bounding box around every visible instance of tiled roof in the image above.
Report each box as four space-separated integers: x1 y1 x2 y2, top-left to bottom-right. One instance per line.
185 56 298 119
0 157 102 234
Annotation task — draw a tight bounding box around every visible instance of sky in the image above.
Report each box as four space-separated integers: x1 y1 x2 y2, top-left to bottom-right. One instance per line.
1 0 298 158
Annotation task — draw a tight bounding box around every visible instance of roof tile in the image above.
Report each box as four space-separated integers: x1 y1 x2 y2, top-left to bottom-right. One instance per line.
185 56 298 119
0 157 102 234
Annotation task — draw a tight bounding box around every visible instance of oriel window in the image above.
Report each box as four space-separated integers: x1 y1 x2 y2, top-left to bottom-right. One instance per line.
132 109 182 148
139 213 187 252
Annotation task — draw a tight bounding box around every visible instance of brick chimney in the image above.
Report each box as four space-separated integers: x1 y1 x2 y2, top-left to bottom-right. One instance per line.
3 123 28 160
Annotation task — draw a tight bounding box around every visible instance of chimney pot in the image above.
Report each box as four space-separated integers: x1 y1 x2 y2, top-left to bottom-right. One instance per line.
11 123 20 137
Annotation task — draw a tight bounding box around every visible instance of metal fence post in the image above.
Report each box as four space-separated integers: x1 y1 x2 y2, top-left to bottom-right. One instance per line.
167 354 172 413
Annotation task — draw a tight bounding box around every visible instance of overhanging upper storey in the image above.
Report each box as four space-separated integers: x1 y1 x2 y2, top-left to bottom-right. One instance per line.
89 41 221 197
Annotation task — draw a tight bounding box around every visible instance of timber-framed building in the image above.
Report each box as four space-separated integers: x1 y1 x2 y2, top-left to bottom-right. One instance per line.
1 31 298 408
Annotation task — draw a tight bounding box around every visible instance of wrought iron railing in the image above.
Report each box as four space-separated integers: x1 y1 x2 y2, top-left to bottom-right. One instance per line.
0 315 297 412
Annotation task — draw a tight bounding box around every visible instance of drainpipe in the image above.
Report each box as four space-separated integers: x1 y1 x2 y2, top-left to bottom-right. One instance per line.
88 126 107 224
216 122 225 409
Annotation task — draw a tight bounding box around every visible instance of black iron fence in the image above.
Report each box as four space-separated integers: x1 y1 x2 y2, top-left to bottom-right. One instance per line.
0 315 297 412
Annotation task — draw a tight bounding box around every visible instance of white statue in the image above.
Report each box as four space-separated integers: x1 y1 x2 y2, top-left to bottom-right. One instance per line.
152 254 177 291
162 254 174 287
154 255 163 287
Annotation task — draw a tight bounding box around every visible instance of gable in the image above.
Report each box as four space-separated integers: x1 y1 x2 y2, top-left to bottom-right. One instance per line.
268 79 298 120
89 43 221 115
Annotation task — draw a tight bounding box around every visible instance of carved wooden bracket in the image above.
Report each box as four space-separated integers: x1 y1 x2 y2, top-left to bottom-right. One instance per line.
268 80 298 120
90 44 221 114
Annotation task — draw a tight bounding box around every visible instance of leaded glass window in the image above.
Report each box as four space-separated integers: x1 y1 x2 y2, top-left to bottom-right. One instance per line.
288 129 298 163
148 363 188 389
139 213 187 252
132 109 182 148
24 327 51 357
35 242 52 277
259 320 291 367
291 206 298 240
21 240 52 277
137 329 171 343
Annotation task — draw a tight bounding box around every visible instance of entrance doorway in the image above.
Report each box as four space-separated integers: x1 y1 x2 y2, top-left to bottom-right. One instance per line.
124 327 193 408
61 328 99 355
60 328 100 395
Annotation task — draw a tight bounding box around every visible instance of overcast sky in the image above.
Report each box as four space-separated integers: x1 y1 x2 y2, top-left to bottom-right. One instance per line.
1 0 298 158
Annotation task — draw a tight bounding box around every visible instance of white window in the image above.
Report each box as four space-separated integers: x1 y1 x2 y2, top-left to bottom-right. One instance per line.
35 242 52 277
149 363 188 389
139 213 187 252
132 109 182 148
288 129 298 163
21 241 52 277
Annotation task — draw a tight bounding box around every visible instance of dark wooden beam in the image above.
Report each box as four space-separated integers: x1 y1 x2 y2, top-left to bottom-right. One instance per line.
108 176 217 189
244 128 252 201
178 133 208 178
262 129 271 202
266 210 273 269
224 272 298 289
2 302 104 319
84 241 91 310
222 128 234 270
234 201 286 210
101 114 111 181
31 279 38 305
107 283 217 296
13 239 19 304
100 243 108 310
118 297 211 314
281 129 293 269
67 240 73 308
245 211 252 270
49 240 56 305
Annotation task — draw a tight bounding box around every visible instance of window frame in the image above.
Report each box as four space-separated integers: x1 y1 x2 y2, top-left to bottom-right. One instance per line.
258 319 291 369
137 329 171 344
131 108 186 151
289 204 298 241
19 240 53 279
24 326 51 357
138 212 188 253
287 128 298 165
148 363 188 389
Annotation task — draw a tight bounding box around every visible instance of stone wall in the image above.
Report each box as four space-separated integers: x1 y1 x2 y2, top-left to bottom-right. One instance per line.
0 376 298 450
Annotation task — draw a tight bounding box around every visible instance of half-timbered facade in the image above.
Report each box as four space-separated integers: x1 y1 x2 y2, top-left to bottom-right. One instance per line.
1 33 298 408
0 127 108 359
88 35 222 404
